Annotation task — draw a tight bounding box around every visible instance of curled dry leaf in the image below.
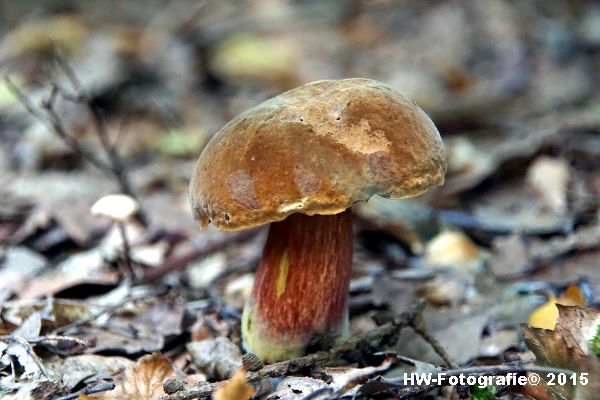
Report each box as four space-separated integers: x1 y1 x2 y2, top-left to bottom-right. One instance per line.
523 305 600 400
79 353 175 400
528 285 585 330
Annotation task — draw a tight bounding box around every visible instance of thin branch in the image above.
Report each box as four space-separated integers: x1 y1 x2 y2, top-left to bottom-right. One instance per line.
409 314 458 369
142 229 261 283
4 54 144 222
50 288 167 335
55 383 116 400
53 51 139 206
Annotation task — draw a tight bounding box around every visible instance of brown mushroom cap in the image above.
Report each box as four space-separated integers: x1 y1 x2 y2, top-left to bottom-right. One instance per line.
190 78 446 231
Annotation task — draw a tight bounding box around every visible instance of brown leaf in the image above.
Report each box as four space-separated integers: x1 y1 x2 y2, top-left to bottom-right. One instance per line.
213 369 254 400
80 353 175 400
523 305 600 400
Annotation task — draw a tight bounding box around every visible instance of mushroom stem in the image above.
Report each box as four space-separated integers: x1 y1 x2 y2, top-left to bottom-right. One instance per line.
116 221 135 280
242 209 353 363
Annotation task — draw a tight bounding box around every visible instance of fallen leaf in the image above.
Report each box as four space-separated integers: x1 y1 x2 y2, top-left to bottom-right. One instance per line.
79 352 175 400
60 354 134 389
213 369 254 400
0 336 50 381
528 285 585 330
424 230 480 268
0 246 47 302
187 337 242 380
523 305 600 400
526 156 570 215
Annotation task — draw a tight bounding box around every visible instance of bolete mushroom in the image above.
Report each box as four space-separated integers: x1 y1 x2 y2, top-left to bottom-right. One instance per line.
189 78 446 363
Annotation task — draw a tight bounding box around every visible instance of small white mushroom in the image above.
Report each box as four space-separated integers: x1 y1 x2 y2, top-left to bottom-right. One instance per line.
91 194 139 221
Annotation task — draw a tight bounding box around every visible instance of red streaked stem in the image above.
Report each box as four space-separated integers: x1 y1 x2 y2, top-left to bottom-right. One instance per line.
242 209 353 363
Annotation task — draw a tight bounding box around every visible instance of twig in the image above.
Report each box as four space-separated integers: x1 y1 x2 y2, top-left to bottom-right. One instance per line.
50 288 167 335
4 54 144 222
55 383 116 400
159 302 426 400
409 314 458 369
53 52 133 190
142 229 261 283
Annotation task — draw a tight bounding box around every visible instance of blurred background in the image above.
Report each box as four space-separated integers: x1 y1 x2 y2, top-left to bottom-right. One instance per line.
1 1 600 397
2 0 599 238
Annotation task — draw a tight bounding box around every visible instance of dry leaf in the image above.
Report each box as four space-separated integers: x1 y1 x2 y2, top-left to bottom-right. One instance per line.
213 369 254 400
187 337 242 380
526 156 570 215
80 352 175 400
60 354 134 389
523 305 600 400
424 230 480 267
528 285 585 330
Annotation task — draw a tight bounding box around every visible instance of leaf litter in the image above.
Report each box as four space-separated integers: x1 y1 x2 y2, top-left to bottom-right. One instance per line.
1 1 600 399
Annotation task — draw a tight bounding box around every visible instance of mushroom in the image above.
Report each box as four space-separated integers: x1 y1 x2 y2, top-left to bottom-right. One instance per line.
91 193 140 279
189 78 446 363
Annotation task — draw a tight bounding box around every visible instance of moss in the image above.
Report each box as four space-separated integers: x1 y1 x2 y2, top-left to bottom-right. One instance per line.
589 323 600 357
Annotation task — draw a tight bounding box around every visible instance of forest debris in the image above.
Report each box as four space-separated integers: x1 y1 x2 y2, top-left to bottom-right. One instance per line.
12 311 43 339
529 216 600 262
526 156 570 215
186 253 227 289
3 298 95 332
354 196 442 255
415 274 471 306
528 285 585 330
213 369 254 400
17 249 117 299
211 33 298 90
1 379 66 399
489 234 531 278
442 136 497 195
472 179 573 235
1 15 88 58
161 302 425 400
266 376 327 399
0 336 50 381
523 305 600 399
155 127 207 158
223 273 254 309
324 357 395 394
479 329 519 357
60 354 134 389
423 230 480 273
0 246 46 302
79 352 175 400
76 298 184 354
187 337 243 380
395 308 488 366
